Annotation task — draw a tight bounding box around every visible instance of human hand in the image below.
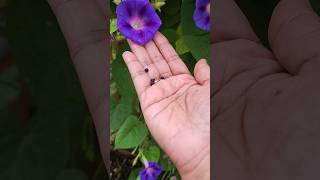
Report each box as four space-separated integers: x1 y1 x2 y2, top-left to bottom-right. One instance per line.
122 32 210 179
213 0 320 179
47 0 108 168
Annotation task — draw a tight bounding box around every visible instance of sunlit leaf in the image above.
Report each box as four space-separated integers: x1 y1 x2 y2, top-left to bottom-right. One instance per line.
110 18 117 33
151 0 166 12
143 146 161 163
113 0 121 5
184 34 210 61
175 37 189 55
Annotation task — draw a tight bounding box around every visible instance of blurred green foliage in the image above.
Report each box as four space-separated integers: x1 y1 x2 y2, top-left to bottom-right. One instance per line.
1 0 107 179
110 0 210 179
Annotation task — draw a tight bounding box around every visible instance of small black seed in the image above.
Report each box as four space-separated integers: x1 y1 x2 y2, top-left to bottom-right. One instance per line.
160 76 165 79
150 78 155 86
274 90 282 96
144 68 149 73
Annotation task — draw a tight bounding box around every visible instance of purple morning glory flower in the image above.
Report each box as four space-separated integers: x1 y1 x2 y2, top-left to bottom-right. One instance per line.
193 0 211 31
116 0 162 45
139 161 163 180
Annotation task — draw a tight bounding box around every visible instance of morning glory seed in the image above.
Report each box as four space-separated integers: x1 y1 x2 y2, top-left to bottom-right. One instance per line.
150 79 155 86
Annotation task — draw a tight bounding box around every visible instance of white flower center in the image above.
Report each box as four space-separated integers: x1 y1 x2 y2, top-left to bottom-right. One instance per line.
131 18 144 30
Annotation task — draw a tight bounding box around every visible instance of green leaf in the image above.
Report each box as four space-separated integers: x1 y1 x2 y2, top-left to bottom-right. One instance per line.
143 146 161 163
110 97 134 133
56 169 89 180
113 0 121 5
159 155 175 171
110 18 117 33
181 0 207 35
160 12 180 28
180 52 197 73
151 0 166 12
115 115 148 149
128 168 142 180
112 54 136 97
160 28 177 45
110 81 117 96
175 38 189 55
110 93 118 113
183 34 210 61
162 0 181 15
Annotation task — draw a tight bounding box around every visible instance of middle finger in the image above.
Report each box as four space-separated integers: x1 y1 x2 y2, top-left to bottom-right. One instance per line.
128 39 160 80
145 40 173 79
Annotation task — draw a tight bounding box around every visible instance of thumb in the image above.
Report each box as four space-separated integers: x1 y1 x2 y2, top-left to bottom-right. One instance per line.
269 0 320 75
194 59 210 85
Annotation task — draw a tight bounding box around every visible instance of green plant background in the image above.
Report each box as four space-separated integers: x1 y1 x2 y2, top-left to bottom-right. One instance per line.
109 0 210 179
0 0 319 180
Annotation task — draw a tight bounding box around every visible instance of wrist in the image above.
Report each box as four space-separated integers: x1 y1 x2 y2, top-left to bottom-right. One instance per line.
178 148 210 180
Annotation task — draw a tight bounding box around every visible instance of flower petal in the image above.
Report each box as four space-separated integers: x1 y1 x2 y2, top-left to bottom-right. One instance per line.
116 0 161 45
196 0 210 7
139 161 163 180
193 0 210 31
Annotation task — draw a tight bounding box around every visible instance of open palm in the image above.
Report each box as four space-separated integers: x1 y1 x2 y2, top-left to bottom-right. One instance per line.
213 0 320 180
123 32 210 178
